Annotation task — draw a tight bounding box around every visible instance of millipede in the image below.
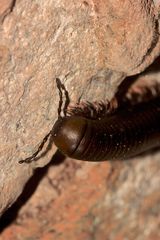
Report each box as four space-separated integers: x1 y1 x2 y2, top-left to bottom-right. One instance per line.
19 78 160 164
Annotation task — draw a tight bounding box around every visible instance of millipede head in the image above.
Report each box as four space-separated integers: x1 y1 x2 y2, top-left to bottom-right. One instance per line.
52 116 88 157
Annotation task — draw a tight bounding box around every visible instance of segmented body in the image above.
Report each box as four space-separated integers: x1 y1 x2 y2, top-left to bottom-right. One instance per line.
52 97 160 161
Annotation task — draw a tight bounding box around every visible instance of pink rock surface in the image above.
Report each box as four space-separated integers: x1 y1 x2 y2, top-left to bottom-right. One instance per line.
0 0 160 238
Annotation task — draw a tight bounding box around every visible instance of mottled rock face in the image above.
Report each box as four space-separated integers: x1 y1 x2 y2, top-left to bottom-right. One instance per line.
0 0 15 22
93 0 160 74
0 1 160 234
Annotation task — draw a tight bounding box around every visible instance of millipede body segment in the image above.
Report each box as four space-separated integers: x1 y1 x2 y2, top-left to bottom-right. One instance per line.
52 98 160 161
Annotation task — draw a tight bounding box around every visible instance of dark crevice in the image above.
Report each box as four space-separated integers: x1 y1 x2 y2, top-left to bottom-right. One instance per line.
1 0 17 23
0 150 65 233
10 0 17 12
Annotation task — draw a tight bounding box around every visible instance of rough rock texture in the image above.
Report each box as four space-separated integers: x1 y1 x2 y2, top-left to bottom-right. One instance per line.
0 0 160 237
0 0 15 23
0 149 160 239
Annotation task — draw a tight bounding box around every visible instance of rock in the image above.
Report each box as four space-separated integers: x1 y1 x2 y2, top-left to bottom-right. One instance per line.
0 1 160 232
